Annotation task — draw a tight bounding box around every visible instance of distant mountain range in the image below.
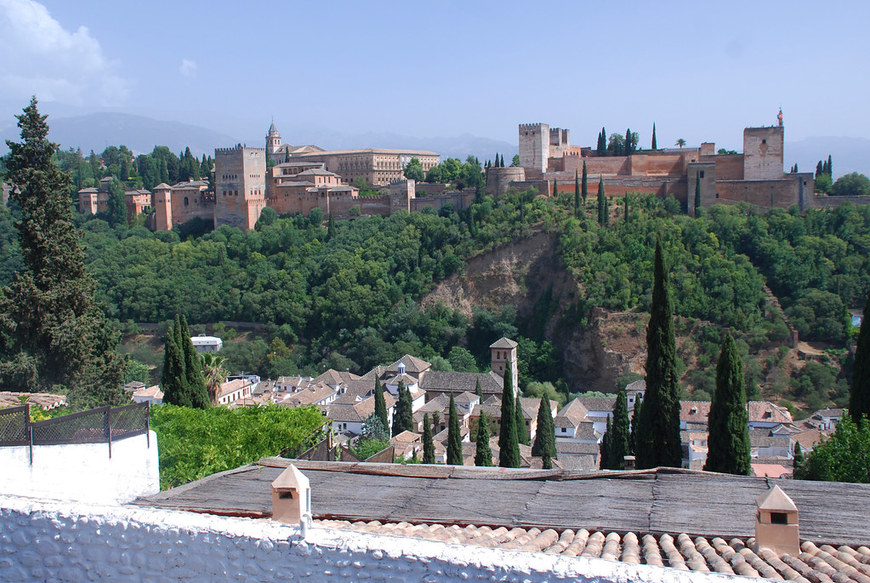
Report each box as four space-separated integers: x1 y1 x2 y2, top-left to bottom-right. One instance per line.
1 112 867 178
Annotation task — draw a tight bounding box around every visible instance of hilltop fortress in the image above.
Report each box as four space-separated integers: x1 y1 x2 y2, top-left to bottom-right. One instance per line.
76 116 867 231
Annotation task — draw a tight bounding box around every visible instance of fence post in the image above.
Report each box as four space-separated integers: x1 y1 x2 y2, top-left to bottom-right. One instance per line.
26 404 33 465
106 406 112 459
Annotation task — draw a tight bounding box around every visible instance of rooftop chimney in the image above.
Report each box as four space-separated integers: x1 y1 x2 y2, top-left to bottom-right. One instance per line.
754 485 799 556
271 464 312 532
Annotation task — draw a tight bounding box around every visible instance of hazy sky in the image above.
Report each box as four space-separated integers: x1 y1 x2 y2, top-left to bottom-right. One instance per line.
1 0 868 151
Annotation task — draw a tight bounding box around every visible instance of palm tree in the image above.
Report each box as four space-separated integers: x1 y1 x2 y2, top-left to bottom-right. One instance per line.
201 353 228 406
675 138 686 149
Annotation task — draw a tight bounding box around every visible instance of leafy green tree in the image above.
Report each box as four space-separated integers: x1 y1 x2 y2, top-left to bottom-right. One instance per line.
815 173 833 194
179 315 209 408
704 333 751 475
832 172 870 197
793 442 804 474
799 415 870 482
608 386 631 470
161 319 189 407
510 155 520 167
106 177 127 227
201 352 228 406
624 194 629 223
392 380 413 436
422 413 435 463
515 392 530 445
361 412 389 442
404 157 424 181
0 97 124 406
531 394 556 469
607 133 625 156
374 377 390 434
447 393 463 464
850 291 870 423
474 411 493 466
475 378 482 400
581 161 588 205
498 369 521 467
635 239 682 468
651 123 657 150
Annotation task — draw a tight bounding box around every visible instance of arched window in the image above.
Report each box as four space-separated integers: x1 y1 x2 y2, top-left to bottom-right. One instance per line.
184 197 189 206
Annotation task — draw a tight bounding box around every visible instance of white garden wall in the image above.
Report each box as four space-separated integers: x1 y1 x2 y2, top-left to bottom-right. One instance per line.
0 431 159 504
0 494 746 583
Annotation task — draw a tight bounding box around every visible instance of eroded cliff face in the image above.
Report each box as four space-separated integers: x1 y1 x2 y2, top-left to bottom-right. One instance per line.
422 232 642 391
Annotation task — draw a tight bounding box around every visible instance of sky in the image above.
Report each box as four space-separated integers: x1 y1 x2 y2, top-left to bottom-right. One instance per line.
0 0 869 152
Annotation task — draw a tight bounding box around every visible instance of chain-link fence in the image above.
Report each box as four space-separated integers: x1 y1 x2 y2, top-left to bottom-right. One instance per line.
0 401 150 459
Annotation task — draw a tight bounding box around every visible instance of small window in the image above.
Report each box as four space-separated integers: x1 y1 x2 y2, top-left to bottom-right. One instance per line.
771 512 788 525
279 491 294 500
762 139 767 145
699 171 705 178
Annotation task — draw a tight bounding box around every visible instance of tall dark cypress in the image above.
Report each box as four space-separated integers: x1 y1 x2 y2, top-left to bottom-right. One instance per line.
515 394 530 445
625 128 632 155
694 173 702 216
160 320 188 407
849 290 870 423
597 128 607 156
624 194 629 223
704 333 751 475
552 180 558 198
392 381 413 436
531 395 556 469
422 413 435 464
651 123 657 150
827 154 833 177
475 378 482 400
498 369 521 467
581 161 588 205
597 178 606 226
447 394 463 465
600 416 612 469
574 170 581 217
635 239 682 468
474 412 493 466
374 377 389 434
816 160 824 178
179 315 209 409
609 387 631 470
629 398 641 455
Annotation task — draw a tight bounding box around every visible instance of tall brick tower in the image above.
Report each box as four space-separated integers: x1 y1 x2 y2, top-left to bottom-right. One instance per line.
490 337 519 397
213 146 266 231
152 183 173 231
266 121 282 161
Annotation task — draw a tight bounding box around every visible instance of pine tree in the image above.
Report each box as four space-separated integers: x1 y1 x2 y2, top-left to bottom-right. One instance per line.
374 377 389 435
609 387 631 470
694 173 702 216
179 315 209 408
704 333 751 475
597 179 606 226
515 393 530 445
474 412 493 466
392 381 413 436
635 239 682 468
574 170 581 217
531 395 556 469
422 413 435 463
581 161 588 205
0 97 125 406
447 394 463 465
850 290 870 423
498 368 521 467
651 123 657 150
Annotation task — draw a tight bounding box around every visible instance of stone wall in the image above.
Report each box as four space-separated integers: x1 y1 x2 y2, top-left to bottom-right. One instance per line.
214 146 267 230
743 126 784 180
0 494 738 583
519 123 549 172
709 154 744 180
411 190 474 213
810 195 870 209
0 432 158 505
716 175 809 209
486 166 525 197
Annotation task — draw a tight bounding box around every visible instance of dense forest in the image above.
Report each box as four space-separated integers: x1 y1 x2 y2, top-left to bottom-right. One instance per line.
0 162 868 412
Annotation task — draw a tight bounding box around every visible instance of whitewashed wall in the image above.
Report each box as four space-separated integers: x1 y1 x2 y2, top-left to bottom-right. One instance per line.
0 494 747 583
0 431 158 504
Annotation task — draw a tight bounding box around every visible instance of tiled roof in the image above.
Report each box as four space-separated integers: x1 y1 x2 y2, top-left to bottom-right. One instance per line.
555 399 589 427
278 383 335 407
748 401 793 425
0 391 67 410
577 397 617 413
556 441 600 455
626 379 646 392
383 355 431 375
312 369 360 387
293 148 439 157
489 337 518 349
420 371 503 394
681 401 712 424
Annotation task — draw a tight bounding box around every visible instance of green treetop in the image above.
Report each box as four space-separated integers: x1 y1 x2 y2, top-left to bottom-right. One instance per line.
574 170 581 218
0 97 125 406
651 123 657 150
703 333 751 475
515 392 530 445
581 161 588 205
608 386 631 470
498 369 521 467
447 393 463 464
162 317 189 407
475 412 493 466
374 377 389 434
392 380 413 436
531 394 556 469
635 239 682 468
422 413 435 464
597 179 606 226
179 315 209 409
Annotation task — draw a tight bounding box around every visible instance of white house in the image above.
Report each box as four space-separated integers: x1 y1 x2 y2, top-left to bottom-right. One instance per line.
190 335 222 353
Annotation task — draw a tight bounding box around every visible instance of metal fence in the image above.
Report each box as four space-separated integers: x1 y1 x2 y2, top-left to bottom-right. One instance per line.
0 401 150 461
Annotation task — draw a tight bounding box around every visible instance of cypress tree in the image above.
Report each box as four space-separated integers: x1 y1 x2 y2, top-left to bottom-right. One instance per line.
374 377 389 435
581 161 588 205
827 154 833 177
0 97 125 406
849 290 870 423
624 194 629 223
597 128 607 156
629 398 641 455
816 160 824 178
498 369 521 467
447 394 463 465
625 128 632 155
422 413 435 463
531 394 556 469
694 173 702 216
597 178 606 226
515 393 530 445
179 315 209 408
793 442 804 472
635 239 682 468
704 333 751 475
598 417 614 470
392 381 413 436
475 378 482 400
474 412 493 466
609 387 631 470
552 180 558 198
651 123 657 150
160 320 188 407
574 170 581 217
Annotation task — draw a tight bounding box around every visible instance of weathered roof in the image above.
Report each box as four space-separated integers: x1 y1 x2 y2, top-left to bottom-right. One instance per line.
140 460 870 550
278 383 335 407
626 379 646 392
554 399 589 428
0 391 67 410
748 401 793 425
383 355 431 375
325 394 396 423
312 369 360 387
577 397 616 413
420 371 503 395
489 337 518 349
757 484 797 512
555 441 601 455
681 401 712 424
